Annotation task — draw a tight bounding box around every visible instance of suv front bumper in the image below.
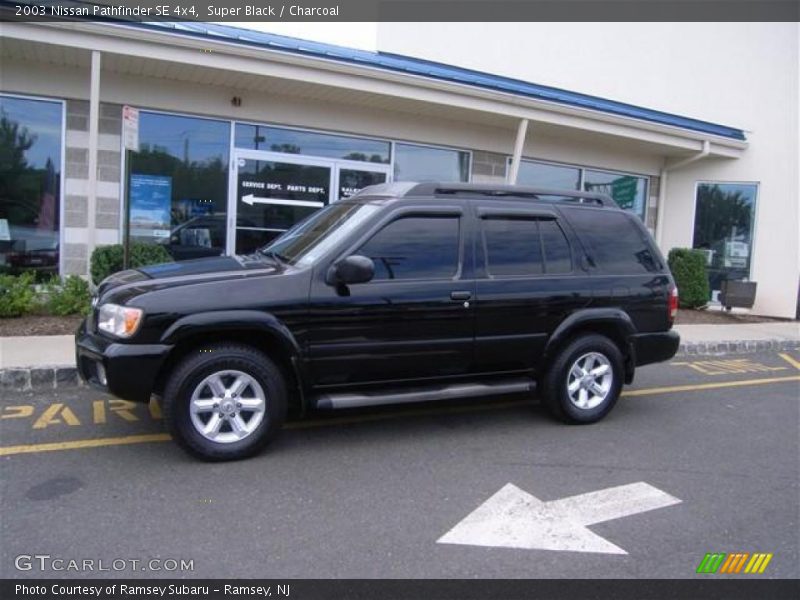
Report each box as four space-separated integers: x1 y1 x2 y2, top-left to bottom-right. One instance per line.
75 319 173 403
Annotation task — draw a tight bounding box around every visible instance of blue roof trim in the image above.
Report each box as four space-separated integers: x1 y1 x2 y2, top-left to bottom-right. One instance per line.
128 21 746 142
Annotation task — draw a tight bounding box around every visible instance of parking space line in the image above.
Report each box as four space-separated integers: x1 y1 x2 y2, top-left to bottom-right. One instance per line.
1 374 798 457
0 433 171 457
778 353 800 371
621 375 800 397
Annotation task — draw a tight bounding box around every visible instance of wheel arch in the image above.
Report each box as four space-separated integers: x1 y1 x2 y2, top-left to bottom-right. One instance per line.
543 309 636 384
154 311 308 414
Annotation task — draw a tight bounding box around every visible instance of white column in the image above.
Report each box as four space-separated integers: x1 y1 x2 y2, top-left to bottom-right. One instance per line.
86 50 101 276
507 118 529 185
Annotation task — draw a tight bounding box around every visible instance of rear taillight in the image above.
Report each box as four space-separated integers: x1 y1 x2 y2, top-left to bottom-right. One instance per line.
668 286 679 322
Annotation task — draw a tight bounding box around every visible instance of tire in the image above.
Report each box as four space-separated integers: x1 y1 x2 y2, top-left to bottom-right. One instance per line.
163 344 287 461
541 334 624 424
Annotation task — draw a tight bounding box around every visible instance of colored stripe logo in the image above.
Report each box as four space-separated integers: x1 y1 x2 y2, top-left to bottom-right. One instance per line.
696 552 773 574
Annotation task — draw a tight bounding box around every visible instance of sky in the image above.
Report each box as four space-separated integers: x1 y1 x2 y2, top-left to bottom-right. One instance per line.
224 22 379 51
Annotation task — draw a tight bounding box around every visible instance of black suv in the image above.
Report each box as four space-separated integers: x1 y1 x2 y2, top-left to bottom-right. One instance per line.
76 182 680 460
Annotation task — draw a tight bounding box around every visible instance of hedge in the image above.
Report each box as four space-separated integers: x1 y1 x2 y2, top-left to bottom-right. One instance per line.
90 243 173 285
0 272 37 317
667 248 710 309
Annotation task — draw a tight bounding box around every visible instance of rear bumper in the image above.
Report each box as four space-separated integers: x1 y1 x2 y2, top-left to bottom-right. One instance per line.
75 319 172 403
631 329 681 367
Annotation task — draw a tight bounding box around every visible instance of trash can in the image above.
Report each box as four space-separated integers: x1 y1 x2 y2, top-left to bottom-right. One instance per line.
719 279 757 310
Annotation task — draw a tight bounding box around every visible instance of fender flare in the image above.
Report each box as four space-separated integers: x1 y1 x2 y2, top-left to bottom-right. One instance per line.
160 310 308 409
544 308 636 364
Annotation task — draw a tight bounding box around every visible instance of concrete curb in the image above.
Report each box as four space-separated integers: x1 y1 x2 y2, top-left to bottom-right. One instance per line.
0 366 84 393
676 339 800 357
1 339 797 393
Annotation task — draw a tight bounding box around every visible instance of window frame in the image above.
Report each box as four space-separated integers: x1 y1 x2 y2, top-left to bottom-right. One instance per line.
477 209 574 279
691 179 760 286
392 141 473 183
234 119 392 165
332 206 466 284
0 92 66 276
509 156 650 221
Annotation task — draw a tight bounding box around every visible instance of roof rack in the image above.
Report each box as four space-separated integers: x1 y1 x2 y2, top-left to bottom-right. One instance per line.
407 182 618 208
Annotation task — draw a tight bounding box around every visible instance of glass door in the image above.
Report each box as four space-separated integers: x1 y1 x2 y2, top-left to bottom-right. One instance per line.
230 150 334 255
229 151 392 255
334 161 391 202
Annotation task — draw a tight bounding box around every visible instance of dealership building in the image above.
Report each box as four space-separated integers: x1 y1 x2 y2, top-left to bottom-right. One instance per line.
0 20 797 317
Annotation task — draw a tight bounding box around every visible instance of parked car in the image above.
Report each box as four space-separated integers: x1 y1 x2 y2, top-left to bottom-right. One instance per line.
76 182 680 460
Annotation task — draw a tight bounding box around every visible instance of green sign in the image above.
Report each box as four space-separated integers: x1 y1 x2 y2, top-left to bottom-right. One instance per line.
611 176 638 209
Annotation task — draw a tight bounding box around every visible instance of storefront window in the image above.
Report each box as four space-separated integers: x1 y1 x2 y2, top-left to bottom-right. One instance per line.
235 124 390 164
128 113 230 261
692 182 757 293
517 161 580 190
394 143 470 182
0 95 63 278
583 169 647 219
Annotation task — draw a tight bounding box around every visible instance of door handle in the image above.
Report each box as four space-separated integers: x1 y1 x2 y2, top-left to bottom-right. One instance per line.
450 291 472 301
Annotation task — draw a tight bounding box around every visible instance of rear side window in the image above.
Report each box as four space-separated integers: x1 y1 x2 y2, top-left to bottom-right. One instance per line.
482 216 572 277
564 208 661 273
356 215 460 280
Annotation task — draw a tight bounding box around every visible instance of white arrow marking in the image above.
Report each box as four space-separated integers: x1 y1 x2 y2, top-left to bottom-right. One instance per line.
241 194 324 208
437 482 681 555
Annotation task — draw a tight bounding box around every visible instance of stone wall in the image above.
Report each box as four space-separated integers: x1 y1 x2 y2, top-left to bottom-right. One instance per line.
63 100 123 276
470 150 507 183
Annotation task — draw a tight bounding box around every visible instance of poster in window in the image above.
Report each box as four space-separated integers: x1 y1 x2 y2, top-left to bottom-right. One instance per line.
130 174 172 240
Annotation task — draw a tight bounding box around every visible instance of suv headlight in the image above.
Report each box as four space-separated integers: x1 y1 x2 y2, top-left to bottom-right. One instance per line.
97 303 144 338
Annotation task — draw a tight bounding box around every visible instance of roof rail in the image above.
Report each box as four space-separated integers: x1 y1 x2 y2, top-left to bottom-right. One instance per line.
406 182 618 208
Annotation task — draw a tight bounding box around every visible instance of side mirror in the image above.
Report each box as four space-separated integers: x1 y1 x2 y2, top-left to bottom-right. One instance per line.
326 255 375 286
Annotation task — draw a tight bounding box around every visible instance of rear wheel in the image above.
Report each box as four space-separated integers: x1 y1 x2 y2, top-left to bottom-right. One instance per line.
163 344 287 461
541 334 623 424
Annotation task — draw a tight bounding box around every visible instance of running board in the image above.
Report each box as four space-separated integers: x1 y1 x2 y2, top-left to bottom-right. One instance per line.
312 378 534 410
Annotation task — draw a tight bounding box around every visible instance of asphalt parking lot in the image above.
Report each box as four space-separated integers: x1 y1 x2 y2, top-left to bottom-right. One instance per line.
1 351 798 579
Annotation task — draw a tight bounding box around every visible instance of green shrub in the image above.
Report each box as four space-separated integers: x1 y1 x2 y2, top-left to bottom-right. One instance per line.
90 243 173 284
668 248 710 309
45 275 92 316
0 272 36 317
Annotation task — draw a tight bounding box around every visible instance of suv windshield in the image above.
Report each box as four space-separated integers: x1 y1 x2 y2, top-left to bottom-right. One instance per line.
259 201 381 266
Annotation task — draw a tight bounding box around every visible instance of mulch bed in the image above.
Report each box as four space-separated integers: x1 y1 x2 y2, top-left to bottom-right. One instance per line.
0 314 84 337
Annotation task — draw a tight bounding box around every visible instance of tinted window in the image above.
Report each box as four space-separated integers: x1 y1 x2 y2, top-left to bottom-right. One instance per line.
356 216 460 280
692 182 757 293
583 170 648 219
539 220 572 273
0 95 63 277
565 209 661 273
235 123 390 164
483 218 543 276
130 112 230 258
517 160 580 190
394 143 470 182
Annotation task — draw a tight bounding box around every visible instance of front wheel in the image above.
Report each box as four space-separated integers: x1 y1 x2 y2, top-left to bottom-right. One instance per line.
163 344 287 461
541 334 623 424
